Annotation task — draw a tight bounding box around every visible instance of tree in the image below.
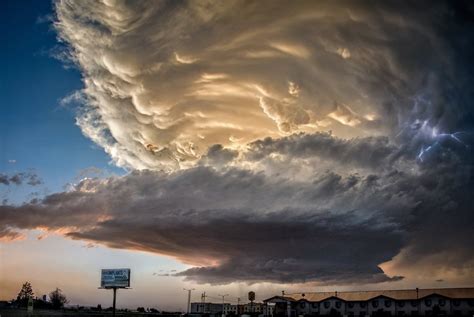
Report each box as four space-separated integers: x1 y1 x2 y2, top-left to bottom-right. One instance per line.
16 282 34 307
49 288 68 309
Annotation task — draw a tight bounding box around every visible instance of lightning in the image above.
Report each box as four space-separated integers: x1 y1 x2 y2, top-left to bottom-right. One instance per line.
437 132 464 144
402 95 469 162
417 144 435 162
417 131 467 162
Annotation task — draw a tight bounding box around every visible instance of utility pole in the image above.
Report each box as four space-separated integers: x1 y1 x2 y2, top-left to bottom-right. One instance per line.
218 294 229 317
202 292 208 303
184 288 195 314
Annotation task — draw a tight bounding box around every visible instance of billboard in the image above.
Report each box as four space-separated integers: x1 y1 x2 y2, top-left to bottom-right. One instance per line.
101 269 131 288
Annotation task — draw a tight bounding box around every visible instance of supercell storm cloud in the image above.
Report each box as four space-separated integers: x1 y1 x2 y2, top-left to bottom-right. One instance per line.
54 0 473 171
1 0 474 285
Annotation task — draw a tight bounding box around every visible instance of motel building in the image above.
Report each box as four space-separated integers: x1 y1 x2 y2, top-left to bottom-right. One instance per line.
263 288 474 317
192 302 268 317
222 303 267 315
191 302 230 315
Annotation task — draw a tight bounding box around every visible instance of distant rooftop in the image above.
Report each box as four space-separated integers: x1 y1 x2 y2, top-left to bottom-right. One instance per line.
266 287 474 302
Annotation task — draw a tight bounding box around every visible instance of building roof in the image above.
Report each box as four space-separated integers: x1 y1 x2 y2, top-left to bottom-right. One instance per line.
280 288 474 302
264 296 299 303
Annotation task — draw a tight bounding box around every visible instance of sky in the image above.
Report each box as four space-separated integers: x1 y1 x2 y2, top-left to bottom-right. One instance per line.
1 0 474 311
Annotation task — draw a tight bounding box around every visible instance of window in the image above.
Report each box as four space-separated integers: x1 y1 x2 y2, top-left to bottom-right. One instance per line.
300 302 306 309
453 300 460 307
425 299 432 307
335 302 341 309
439 299 446 307
324 302 330 309
468 300 474 307
312 303 318 309
360 302 366 308
372 300 379 308
411 301 418 307
398 301 405 307
385 300 392 308
348 302 354 308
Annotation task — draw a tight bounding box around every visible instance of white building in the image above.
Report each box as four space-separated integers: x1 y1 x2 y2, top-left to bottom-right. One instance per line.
264 287 474 317
221 302 267 315
191 302 230 315
243 302 266 313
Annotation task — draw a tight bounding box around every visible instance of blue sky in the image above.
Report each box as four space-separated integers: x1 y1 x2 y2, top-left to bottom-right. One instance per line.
0 4 189 307
0 0 123 203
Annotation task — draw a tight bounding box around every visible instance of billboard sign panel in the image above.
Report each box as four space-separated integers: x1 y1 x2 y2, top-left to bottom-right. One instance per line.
101 269 131 288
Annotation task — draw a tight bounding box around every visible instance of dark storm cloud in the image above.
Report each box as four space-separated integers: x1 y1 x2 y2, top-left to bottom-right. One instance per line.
244 132 399 169
67 207 405 284
0 166 406 284
200 144 239 167
0 171 43 186
1 130 473 283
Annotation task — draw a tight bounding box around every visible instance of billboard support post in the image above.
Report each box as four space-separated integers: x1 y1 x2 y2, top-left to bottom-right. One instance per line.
112 287 117 317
